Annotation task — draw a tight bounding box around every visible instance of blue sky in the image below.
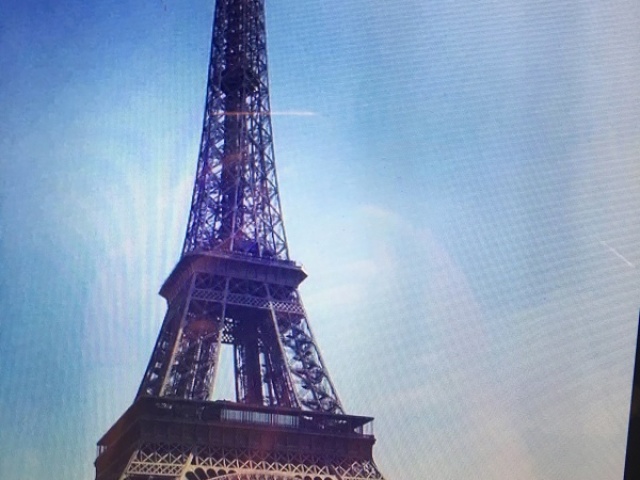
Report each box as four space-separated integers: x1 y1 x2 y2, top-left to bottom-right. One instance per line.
1 0 639 479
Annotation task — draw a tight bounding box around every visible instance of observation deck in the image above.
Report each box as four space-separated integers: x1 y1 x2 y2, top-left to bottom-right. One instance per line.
96 397 376 480
160 249 308 302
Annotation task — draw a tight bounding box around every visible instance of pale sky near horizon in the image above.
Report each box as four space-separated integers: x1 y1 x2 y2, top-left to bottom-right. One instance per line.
1 1 639 479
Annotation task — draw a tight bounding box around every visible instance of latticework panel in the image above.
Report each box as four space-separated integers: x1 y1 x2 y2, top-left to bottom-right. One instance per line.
269 292 343 414
187 470 336 480
192 446 335 477
135 270 341 414
137 284 192 398
333 459 385 480
123 443 191 478
120 444 385 480
187 470 335 480
191 287 305 315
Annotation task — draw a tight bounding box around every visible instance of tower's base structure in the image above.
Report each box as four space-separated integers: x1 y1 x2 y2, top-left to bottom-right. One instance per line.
94 251 386 480
95 397 383 480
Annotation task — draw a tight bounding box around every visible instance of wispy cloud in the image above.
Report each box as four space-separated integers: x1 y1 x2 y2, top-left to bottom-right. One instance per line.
599 239 635 268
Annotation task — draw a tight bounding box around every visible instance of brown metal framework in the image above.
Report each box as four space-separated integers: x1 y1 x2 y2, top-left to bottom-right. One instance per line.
131 0 344 415
95 0 387 479
136 252 343 413
96 398 382 480
183 0 287 260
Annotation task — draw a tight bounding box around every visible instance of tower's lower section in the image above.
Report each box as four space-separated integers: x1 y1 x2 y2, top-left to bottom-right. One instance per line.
95 397 385 480
137 251 343 414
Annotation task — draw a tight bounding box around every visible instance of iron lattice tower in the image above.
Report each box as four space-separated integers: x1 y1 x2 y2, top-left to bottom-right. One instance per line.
95 1 386 480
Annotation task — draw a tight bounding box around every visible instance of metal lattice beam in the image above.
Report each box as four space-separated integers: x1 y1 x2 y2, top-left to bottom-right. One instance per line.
183 0 288 260
137 260 344 413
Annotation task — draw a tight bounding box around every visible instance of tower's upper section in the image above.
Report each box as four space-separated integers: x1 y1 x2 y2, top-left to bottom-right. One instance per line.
182 0 289 260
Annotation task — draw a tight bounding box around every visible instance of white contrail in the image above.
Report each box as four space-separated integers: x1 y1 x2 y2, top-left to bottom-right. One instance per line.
270 110 316 116
599 239 635 268
212 110 317 117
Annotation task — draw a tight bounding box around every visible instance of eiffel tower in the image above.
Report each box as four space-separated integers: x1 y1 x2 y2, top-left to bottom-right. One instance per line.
94 1 386 479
